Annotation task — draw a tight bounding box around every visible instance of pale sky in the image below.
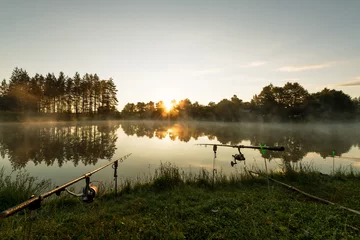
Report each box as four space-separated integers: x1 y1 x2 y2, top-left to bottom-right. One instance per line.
1 0 359 110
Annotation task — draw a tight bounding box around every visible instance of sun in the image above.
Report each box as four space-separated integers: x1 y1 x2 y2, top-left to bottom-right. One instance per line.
164 101 173 112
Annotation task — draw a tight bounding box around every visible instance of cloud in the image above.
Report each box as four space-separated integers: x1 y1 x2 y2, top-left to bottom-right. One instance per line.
337 77 360 87
278 62 333 72
241 61 267 68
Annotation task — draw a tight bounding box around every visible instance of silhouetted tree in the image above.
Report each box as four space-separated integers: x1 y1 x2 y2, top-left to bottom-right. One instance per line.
73 72 82 115
307 88 356 120
251 84 281 120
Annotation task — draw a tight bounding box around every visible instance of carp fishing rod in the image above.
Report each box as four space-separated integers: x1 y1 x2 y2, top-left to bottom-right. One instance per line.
325 155 360 162
196 143 285 187
196 144 285 167
0 153 132 219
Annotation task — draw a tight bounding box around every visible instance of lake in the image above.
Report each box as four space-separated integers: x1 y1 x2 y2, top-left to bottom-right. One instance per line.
1 121 359 188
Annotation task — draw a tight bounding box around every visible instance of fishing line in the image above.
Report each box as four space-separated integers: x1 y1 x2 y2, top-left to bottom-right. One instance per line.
249 170 360 216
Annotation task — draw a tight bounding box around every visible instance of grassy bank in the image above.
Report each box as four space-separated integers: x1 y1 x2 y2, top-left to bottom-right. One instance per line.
1 163 360 239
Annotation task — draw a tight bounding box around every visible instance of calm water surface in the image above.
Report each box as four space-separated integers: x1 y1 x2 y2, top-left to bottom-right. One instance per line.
1 121 359 187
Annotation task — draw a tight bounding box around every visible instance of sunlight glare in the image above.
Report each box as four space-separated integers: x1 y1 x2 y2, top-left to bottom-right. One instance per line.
165 101 173 112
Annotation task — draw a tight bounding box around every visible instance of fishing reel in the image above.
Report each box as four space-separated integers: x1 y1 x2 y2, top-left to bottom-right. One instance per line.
82 184 98 203
81 176 98 203
61 176 99 203
230 148 246 167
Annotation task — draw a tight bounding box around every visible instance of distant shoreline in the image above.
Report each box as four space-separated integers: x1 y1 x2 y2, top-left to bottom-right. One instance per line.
0 112 120 123
1 112 359 124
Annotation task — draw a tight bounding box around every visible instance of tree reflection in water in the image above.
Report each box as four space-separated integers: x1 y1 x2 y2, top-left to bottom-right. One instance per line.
120 121 360 163
0 123 119 170
1 121 359 170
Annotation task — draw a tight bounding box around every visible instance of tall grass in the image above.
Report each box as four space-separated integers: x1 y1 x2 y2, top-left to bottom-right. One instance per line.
115 161 360 196
0 167 51 212
152 162 183 190
116 162 268 195
271 161 360 182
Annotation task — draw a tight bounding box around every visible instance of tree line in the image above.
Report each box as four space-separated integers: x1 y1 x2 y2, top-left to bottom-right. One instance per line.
121 82 360 122
1 68 359 122
0 67 118 117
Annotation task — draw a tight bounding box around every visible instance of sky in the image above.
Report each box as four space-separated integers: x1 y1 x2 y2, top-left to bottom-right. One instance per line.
0 0 359 110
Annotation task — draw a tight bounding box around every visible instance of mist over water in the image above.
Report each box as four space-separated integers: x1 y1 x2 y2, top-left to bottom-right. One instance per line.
0 121 359 186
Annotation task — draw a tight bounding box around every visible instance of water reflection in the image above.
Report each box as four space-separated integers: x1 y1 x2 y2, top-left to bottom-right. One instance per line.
120 121 360 163
1 121 359 171
0 123 119 170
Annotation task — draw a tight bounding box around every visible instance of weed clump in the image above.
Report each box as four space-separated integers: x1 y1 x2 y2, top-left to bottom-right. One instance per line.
0 167 51 212
152 162 183 191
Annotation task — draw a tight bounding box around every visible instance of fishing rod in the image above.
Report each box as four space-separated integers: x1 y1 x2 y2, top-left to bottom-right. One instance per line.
325 155 360 162
196 144 285 167
0 153 132 219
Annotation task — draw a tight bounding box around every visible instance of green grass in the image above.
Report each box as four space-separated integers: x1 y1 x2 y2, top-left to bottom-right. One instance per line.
0 167 51 212
1 163 360 239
